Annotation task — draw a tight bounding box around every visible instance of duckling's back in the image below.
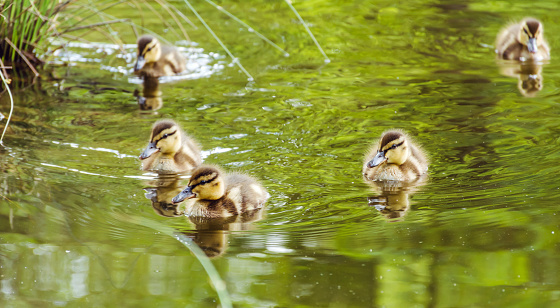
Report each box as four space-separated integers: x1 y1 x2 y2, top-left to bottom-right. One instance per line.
496 23 521 60
223 173 268 214
184 172 268 218
137 45 186 77
174 132 202 169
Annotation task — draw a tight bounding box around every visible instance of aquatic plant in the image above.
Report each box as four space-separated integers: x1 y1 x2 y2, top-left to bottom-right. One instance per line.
0 0 73 77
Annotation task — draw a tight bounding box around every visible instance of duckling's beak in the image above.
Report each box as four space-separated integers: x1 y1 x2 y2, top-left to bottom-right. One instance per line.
367 151 387 168
172 186 196 204
527 38 537 53
135 55 146 71
140 142 159 160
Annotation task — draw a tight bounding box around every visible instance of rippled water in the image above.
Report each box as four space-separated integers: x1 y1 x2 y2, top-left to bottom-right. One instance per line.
2 0 560 307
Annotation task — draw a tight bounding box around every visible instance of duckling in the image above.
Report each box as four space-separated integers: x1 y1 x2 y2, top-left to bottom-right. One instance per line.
140 119 202 174
363 130 428 182
134 35 186 77
172 165 268 218
495 18 550 61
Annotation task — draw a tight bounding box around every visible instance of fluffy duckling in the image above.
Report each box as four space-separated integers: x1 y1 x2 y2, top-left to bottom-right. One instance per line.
363 130 428 182
140 119 202 174
495 18 550 61
134 35 186 77
172 165 268 218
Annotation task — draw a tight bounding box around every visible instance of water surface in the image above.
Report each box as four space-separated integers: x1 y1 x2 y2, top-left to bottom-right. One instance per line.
2 0 560 307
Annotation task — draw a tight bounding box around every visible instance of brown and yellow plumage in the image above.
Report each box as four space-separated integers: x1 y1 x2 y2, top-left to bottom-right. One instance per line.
134 35 186 77
172 165 268 218
495 18 550 61
363 130 428 182
139 119 201 174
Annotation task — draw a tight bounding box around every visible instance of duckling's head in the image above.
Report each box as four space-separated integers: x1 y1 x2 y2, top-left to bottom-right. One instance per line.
367 131 411 168
140 119 182 160
172 166 226 203
518 18 544 53
135 35 162 71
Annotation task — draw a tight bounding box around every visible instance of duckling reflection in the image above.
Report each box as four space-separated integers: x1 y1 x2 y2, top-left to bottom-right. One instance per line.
184 212 264 258
145 175 185 217
137 77 163 111
498 62 543 97
366 180 425 220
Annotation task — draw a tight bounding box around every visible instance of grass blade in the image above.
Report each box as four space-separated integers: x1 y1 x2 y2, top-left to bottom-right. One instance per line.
284 0 330 63
203 0 289 57
182 0 254 81
0 58 14 145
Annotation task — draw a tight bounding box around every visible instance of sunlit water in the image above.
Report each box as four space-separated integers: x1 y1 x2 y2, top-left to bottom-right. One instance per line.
2 0 560 307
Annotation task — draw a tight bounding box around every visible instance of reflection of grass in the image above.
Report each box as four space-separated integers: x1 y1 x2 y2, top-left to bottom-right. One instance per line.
113 212 233 308
0 57 13 144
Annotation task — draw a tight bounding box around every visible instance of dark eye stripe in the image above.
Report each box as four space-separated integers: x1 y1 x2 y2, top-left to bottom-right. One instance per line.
154 130 176 142
190 175 218 189
161 130 176 139
384 141 404 151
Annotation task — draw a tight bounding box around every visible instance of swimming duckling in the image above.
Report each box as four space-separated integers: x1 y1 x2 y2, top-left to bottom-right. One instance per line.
172 165 268 218
140 119 202 174
363 130 428 182
134 35 186 77
495 18 550 61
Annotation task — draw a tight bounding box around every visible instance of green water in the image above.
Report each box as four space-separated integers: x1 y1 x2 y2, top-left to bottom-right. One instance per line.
2 0 560 307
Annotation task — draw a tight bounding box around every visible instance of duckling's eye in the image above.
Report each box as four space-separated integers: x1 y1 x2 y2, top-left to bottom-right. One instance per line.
523 28 529 35
147 47 153 52
391 144 397 149
162 134 168 138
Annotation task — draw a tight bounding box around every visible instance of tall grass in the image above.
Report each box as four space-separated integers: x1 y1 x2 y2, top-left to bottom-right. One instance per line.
0 0 73 76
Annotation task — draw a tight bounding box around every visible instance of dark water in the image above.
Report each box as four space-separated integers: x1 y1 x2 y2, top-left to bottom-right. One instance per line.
2 0 560 307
